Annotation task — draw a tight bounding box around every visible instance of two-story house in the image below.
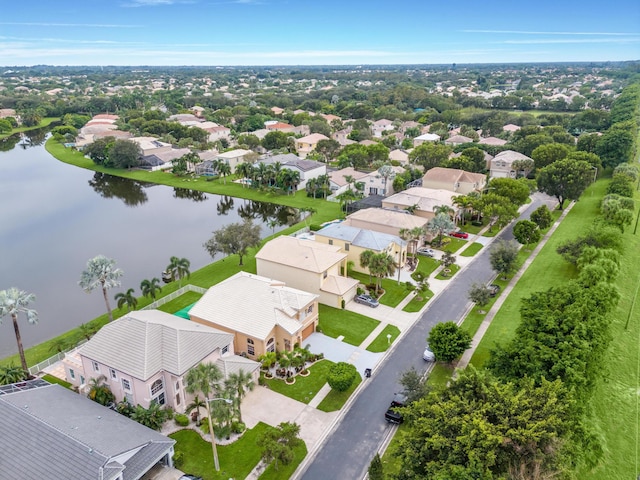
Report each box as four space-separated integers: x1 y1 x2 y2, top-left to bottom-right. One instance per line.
382 187 458 220
259 154 327 190
422 167 487 195
490 150 532 178
294 133 329 158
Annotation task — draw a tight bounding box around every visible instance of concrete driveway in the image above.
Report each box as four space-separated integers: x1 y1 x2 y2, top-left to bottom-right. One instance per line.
304 332 383 377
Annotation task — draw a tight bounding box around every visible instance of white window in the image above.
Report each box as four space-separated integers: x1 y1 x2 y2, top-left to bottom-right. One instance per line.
247 338 255 356
92 361 99 372
122 378 131 391
110 369 117 380
69 369 75 380
150 379 164 396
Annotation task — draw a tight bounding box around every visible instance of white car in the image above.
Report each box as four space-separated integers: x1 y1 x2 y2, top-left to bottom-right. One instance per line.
416 247 435 257
423 347 436 362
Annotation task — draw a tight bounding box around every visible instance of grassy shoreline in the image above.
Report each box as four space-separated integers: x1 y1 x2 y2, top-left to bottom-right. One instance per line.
0 117 59 139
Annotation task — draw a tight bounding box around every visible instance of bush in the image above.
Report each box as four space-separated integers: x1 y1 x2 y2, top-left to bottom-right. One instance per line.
327 362 358 392
174 413 189 427
310 224 322 231
232 421 246 434
200 416 210 434
530 205 553 229
173 451 184 468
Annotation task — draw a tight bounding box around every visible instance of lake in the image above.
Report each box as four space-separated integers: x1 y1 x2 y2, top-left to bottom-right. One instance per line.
0 130 296 359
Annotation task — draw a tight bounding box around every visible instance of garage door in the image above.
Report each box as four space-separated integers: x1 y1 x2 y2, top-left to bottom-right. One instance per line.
302 323 315 340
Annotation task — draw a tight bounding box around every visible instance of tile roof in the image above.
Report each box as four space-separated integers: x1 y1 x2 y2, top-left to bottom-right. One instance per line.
189 272 317 339
479 136 508 146
328 167 368 187
383 187 456 212
216 148 251 159
345 208 428 230
493 150 532 163
78 310 233 380
217 355 261 378
316 223 405 251
320 275 360 295
296 133 329 143
422 167 486 187
256 236 347 273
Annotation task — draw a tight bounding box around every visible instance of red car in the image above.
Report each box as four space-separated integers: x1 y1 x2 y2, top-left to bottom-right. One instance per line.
449 231 469 239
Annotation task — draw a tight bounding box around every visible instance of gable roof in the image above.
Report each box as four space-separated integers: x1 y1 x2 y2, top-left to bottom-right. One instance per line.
414 133 441 142
328 167 368 187
216 148 251 159
423 167 486 188
445 134 473 144
316 223 405 251
189 272 317 339
384 187 456 212
78 310 233 380
478 136 508 146
0 383 174 480
296 133 329 144
256 236 346 273
493 150 532 163
345 208 428 230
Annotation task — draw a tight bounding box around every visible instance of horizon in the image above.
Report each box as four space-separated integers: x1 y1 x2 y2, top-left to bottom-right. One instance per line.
1 0 639 66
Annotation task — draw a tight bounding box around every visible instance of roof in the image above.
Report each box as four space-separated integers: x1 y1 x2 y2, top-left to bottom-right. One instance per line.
256 236 347 273
478 136 508 146
216 148 251 159
217 354 261 378
328 167 368 187
383 187 456 212
78 309 233 380
0 383 174 480
389 149 409 162
493 150 532 163
320 275 360 296
345 208 428 230
414 133 441 142
261 154 325 172
503 123 521 132
445 134 473 144
373 119 393 126
266 122 294 130
189 272 317 339
422 167 486 187
316 223 405 251
295 133 329 144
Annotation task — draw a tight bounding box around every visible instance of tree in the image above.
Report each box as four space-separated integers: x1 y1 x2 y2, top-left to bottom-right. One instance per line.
217 161 231 184
0 288 39 372
468 283 491 312
441 251 456 272
87 374 116 406
359 250 375 284
327 362 358 392
511 158 535 178
596 127 635 168
165 256 190 287
488 178 531 206
531 143 570 169
224 369 255 423
489 240 519 279
529 204 553 229
130 402 171 431
79 255 123 322
409 142 452 170
262 131 289 150
536 158 593 209
601 195 634 232
315 138 340 162
78 323 97 341
0 364 27 385
513 220 541 247
425 213 455 246
185 362 224 471
203 219 261 266
399 367 429 404
114 287 138 313
108 139 142 169
478 193 519 231
427 321 471 363
186 395 207 424
368 252 397 294
368 453 384 480
140 277 162 300
84 136 115 166
257 421 303 471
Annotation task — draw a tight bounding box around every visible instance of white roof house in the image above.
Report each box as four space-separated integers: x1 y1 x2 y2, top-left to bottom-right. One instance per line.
413 133 441 146
382 187 457 219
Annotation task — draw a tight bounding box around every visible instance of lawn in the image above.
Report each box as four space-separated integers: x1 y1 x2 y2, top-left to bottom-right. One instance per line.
318 305 380 346
402 289 434 312
316 373 363 412
366 325 401 353
380 422 409 478
439 238 466 253
0 117 59 140
460 242 483 257
350 271 409 308
412 256 440 277
261 359 334 404
426 363 455 388
435 263 460 280
259 441 307 479
156 291 203 314
42 374 72 389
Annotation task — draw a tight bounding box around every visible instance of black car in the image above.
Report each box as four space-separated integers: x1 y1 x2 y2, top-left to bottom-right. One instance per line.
488 284 501 297
384 393 407 424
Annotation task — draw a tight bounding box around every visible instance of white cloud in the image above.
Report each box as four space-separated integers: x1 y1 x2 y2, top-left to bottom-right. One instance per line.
502 38 640 45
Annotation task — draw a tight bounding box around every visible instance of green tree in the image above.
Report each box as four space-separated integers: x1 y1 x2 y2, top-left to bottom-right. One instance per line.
327 362 358 392
531 143 570 169
79 255 123 322
315 138 341 162
368 252 397 294
536 158 593 209
409 142 452 170
488 177 531 206
130 403 171 431
114 287 137 313
224 369 255 423
0 288 39 372
186 395 207 424
0 364 27 385
84 136 115 166
359 249 375 284
217 161 232 184
478 193 519 231
513 220 541 247
368 453 384 480
468 283 491 312
203 219 261 266
262 131 289 150
601 196 634 232
87 374 116 406
257 421 303 471
78 323 97 341
165 256 191 287
399 367 429 404
108 139 142 169
529 204 553 229
489 240 519 279
596 126 635 168
427 321 471 363
425 213 455 246
140 277 162 300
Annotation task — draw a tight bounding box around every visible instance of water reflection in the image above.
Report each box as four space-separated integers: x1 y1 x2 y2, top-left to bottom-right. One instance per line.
216 195 234 215
89 172 149 207
21 128 47 148
236 200 299 226
0 134 20 152
173 187 208 203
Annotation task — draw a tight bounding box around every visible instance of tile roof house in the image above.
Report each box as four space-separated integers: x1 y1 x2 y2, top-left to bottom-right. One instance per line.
63 310 256 413
343 208 429 238
294 133 329 159
389 149 410 164
256 236 358 309
490 150 533 178
444 134 474 146
215 148 253 173
422 167 487 194
270 106 285 115
382 187 458 220
478 136 508 146
371 119 394 138
413 133 441 146
259 154 327 190
189 272 319 358
503 123 521 132
0 382 175 480
315 223 408 272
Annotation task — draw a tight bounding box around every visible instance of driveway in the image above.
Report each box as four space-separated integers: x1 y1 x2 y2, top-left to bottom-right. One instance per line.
305 332 383 377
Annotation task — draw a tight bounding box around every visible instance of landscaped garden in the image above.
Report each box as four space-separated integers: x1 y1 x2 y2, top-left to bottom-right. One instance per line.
318 305 380 346
261 359 334 404
349 271 409 308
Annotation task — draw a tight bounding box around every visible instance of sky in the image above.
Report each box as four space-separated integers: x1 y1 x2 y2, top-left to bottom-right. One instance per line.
1 0 639 66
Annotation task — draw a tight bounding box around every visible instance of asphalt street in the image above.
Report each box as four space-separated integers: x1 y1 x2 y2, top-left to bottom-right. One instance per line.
299 193 557 480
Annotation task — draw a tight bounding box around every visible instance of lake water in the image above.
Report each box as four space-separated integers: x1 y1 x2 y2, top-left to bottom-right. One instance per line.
0 131 296 359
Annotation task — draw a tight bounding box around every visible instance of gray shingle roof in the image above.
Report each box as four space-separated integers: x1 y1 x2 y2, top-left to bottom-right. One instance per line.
316 223 405 251
78 310 234 380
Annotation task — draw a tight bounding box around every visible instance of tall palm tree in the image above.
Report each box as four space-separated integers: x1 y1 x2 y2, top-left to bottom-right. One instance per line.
185 362 224 471
369 252 397 294
115 288 138 313
359 250 375 284
186 395 207 424
166 256 190 287
224 369 255 423
0 287 39 372
236 162 254 187
217 162 231 184
78 255 123 322
140 277 162 300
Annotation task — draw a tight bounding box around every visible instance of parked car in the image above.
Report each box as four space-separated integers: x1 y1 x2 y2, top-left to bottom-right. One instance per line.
354 294 379 308
488 284 501 297
423 346 436 362
449 231 469 239
179 476 203 480
416 247 435 257
384 393 407 424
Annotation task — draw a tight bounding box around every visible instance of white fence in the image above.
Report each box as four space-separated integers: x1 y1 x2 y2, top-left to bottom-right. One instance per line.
142 284 207 310
29 340 87 376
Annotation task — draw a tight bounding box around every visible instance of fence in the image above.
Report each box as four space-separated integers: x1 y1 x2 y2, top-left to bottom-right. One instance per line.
28 340 87 376
142 284 207 310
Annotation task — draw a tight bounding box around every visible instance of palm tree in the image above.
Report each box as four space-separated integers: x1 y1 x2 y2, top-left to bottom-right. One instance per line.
140 277 162 300
79 323 98 341
224 369 255 423
236 162 254 186
425 213 456 247
49 337 69 354
217 162 231 184
0 364 27 385
115 288 138 313
87 374 116 406
166 256 191 287
258 351 277 370
186 395 207 424
0 287 39 372
369 252 397 294
185 362 224 471
78 255 123 322
359 250 375 284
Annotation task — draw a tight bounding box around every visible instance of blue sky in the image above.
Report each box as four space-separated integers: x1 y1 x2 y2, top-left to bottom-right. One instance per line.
1 0 639 66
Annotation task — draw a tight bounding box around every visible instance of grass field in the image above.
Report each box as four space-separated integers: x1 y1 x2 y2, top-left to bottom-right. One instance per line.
366 325 401 353
402 289 434 312
262 360 334 404
318 305 380 346
0 117 59 139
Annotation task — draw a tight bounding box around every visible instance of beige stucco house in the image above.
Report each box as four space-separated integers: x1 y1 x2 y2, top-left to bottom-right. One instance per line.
422 167 486 194
189 272 319 359
256 236 359 308
382 187 458 220
294 133 329 158
216 148 253 173
490 150 532 178
343 207 428 238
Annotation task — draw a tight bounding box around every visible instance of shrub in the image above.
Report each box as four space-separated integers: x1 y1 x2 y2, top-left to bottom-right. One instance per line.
173 451 184 468
232 421 246 434
174 413 189 427
327 362 358 392
607 174 634 198
310 224 322 231
200 416 210 434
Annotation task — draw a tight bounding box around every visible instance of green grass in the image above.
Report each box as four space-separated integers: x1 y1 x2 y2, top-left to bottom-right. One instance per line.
481 227 501 238
412 257 440 277
461 220 488 235
261 359 334 404
366 325 401 353
435 264 460 280
460 242 483 257
259 440 307 479
427 363 455 388
316 373 363 412
402 289 434 312
318 305 380 346
42 374 72 389
156 291 203 314
350 272 409 308
380 422 409 478
440 238 466 253
0 117 59 139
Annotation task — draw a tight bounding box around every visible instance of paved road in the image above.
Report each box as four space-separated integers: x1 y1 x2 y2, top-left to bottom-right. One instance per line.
299 194 557 480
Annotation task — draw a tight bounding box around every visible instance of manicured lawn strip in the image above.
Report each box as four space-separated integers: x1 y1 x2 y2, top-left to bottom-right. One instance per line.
318 305 380 346
402 289 434 312
461 220 488 235
440 238 466 253
42 374 72 389
262 360 334 404
0 117 59 139
413 257 440 277
156 291 203 314
316 374 363 412
259 440 307 479
366 325 401 353
481 228 500 238
427 363 455 388
460 242 483 257
349 271 409 308
380 422 409 477
170 423 270 480
435 264 460 280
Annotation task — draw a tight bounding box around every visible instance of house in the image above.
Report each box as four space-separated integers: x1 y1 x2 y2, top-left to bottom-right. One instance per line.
332 129 355 146
270 106 285 115
389 149 410 165
139 147 191 171
328 166 400 198
189 272 319 359
256 236 359 308
315 223 408 272
320 113 341 124
265 121 296 133
343 208 428 237
129 136 173 156
444 134 474 146
503 123 521 132
63 309 257 413
259 153 327 190
328 167 369 195
371 119 394 138
490 150 532 178
190 105 206 117
216 148 253 173
294 133 329 158
478 136 508 146
0 380 175 480
422 167 486 194
413 133 441 146
382 187 458 220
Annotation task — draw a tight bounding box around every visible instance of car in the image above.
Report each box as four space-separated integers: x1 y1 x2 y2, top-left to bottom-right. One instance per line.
488 284 501 297
354 294 379 308
416 247 435 257
179 476 203 480
384 393 407 424
423 346 436 362
449 231 469 239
